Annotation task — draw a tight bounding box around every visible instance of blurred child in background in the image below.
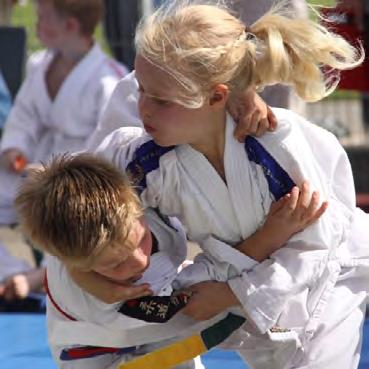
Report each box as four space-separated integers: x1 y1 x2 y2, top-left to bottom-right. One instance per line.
0 0 127 307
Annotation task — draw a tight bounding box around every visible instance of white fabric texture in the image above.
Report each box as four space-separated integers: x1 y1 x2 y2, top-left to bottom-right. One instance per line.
86 71 141 150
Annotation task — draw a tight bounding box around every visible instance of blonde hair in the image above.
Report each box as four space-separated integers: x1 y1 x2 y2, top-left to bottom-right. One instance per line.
15 154 142 266
135 0 364 107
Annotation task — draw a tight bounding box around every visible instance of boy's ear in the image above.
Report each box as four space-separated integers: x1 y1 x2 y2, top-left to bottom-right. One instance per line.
65 17 81 34
209 84 229 108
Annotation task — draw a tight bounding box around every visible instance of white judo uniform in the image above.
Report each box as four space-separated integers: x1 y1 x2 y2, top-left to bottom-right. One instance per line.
86 71 141 150
46 208 205 369
0 43 127 225
95 108 369 369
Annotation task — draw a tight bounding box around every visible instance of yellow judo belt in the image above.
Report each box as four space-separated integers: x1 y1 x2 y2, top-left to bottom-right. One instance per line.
118 313 245 369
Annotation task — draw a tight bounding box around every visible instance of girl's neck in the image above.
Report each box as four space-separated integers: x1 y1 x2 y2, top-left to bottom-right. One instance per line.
191 110 227 181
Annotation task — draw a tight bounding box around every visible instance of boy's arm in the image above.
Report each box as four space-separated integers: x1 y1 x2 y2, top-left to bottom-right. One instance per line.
0 78 41 165
1 54 44 160
67 267 152 304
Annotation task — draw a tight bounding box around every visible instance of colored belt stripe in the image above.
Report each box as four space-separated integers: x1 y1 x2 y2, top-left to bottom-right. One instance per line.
118 313 246 369
60 345 136 361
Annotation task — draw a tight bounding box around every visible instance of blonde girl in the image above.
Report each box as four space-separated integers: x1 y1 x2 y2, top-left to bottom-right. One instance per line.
94 2 369 368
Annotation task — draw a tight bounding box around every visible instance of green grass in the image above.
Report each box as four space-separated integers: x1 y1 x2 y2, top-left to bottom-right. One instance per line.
12 2 40 54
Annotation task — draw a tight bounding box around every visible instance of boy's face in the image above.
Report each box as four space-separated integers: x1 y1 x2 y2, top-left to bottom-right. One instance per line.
36 0 69 48
88 217 153 283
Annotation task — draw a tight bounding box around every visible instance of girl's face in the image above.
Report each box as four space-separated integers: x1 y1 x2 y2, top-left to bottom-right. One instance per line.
134 55 218 148
88 217 153 283
36 0 69 48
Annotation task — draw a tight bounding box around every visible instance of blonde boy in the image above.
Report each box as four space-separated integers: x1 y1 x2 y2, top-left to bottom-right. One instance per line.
16 153 201 369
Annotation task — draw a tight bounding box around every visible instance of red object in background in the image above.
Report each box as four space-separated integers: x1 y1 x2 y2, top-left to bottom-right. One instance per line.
13 154 27 172
321 7 369 92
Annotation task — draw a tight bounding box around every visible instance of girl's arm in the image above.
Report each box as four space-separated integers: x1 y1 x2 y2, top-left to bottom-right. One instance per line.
227 87 277 142
182 182 327 321
236 181 328 262
226 118 356 333
184 125 354 331
67 267 152 304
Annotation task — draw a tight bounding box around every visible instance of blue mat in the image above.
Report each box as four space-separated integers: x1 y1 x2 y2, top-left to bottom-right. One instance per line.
0 314 367 369
0 314 56 369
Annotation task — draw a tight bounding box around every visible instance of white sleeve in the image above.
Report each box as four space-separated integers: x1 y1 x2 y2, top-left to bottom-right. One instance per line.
174 235 258 289
94 126 147 167
0 52 48 156
94 75 125 128
87 71 142 151
0 74 43 157
228 117 356 333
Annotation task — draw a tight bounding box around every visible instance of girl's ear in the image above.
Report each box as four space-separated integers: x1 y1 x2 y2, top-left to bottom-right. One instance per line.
209 84 229 108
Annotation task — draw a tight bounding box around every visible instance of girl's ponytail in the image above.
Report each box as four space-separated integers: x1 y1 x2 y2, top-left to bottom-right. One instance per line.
249 6 364 101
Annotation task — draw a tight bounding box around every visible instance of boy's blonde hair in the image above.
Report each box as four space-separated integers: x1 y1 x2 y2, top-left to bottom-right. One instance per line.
41 0 103 36
135 1 364 108
15 154 142 266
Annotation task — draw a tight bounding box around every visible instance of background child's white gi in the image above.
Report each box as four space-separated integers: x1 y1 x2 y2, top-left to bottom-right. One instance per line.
0 44 127 225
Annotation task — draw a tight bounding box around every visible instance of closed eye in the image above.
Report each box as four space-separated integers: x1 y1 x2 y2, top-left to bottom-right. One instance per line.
137 84 171 106
151 97 171 106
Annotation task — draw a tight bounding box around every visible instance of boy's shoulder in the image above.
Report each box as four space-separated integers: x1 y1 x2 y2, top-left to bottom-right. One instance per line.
26 49 52 74
90 43 129 79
